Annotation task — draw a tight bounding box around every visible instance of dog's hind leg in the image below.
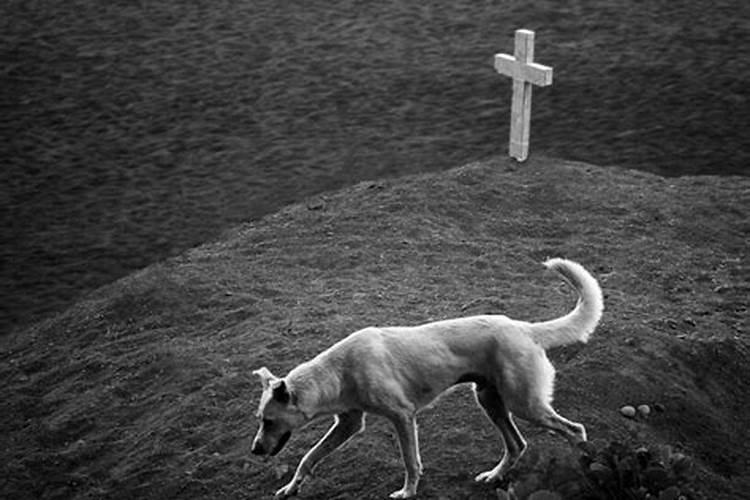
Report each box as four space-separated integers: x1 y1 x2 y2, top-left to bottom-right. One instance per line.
528 403 587 445
386 413 422 499
513 348 587 446
275 409 365 498
473 386 527 484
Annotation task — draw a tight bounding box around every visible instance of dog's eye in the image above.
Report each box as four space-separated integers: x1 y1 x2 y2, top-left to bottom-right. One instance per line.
263 418 274 429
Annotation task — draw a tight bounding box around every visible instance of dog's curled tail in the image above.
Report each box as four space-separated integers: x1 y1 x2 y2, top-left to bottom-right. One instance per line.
528 258 604 350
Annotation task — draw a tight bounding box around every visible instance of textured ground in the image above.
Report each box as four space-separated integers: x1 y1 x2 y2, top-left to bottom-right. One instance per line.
2 158 748 499
2 0 749 332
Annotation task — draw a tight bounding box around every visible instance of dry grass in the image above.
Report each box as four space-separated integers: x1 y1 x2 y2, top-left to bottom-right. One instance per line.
2 0 749 332
1 157 748 499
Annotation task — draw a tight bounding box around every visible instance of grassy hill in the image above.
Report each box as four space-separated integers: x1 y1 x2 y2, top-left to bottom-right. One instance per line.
2 157 748 499
4 0 749 334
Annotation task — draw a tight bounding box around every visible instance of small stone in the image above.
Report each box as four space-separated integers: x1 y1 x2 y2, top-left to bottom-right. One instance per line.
637 404 651 417
620 405 636 418
306 199 326 210
273 464 290 479
654 403 666 413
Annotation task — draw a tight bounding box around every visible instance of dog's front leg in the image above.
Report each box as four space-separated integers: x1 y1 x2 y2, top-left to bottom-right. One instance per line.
275 410 365 498
388 413 421 499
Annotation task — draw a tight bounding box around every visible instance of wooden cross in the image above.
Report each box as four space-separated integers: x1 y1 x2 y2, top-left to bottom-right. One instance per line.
495 29 553 162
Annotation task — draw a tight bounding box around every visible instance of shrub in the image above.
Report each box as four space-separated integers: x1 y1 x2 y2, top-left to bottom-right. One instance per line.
502 440 701 500
577 441 698 500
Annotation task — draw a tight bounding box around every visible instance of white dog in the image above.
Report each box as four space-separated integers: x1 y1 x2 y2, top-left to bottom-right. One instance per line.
251 258 603 498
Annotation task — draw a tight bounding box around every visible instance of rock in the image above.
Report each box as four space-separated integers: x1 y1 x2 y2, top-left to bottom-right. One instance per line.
306 199 326 210
273 464 290 479
620 405 636 418
637 404 651 417
654 403 666 413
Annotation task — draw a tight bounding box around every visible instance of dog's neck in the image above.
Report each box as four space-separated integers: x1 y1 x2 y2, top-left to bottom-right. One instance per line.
286 360 345 421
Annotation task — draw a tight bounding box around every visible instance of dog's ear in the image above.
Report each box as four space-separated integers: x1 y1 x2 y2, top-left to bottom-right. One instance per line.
271 379 291 405
252 367 277 390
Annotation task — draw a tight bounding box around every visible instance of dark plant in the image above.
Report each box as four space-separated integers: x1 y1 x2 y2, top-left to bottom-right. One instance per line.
500 441 701 500
577 441 698 500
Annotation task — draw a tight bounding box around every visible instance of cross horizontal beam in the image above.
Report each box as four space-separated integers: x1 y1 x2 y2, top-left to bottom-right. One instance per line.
494 54 553 87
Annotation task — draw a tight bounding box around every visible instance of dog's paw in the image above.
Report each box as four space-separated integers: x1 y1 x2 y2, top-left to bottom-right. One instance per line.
389 487 417 499
474 470 502 484
274 481 299 499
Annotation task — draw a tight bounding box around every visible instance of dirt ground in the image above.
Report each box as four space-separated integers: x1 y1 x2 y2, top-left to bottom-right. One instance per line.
1 157 748 499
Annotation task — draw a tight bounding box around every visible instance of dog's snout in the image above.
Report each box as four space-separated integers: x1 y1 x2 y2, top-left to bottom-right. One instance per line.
251 441 266 455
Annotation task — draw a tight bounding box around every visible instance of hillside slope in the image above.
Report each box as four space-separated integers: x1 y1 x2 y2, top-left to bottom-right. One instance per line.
2 157 748 499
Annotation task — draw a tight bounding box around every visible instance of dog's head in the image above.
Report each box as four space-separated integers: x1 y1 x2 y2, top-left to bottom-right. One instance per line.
250 367 307 456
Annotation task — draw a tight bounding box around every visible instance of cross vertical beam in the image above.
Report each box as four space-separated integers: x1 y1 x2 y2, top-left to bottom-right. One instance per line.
494 29 553 162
